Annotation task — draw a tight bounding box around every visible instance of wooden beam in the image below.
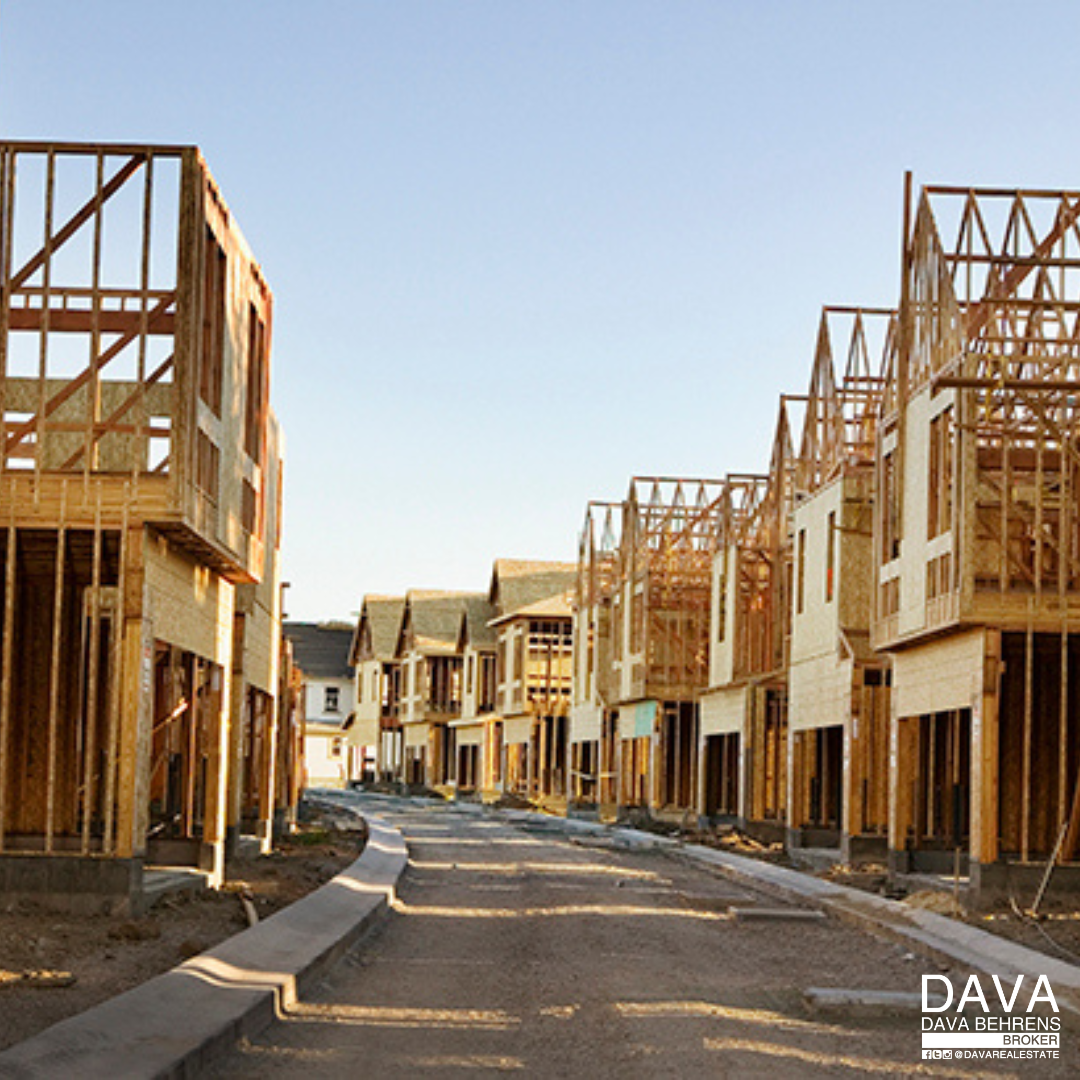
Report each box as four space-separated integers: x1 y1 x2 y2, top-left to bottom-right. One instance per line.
6 308 176 335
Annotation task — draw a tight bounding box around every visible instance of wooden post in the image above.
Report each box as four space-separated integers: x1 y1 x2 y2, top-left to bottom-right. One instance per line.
115 519 149 860
81 488 103 853
970 631 1001 867
200 656 230 885
102 503 127 855
227 610 246 847
0 500 15 852
44 485 67 852
34 150 55 496
1022 613 1034 862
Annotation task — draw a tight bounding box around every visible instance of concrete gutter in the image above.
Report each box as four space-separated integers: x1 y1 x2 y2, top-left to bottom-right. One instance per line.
0 809 407 1079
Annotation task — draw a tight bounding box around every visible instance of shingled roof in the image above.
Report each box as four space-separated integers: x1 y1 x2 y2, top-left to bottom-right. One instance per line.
284 622 354 680
490 589 573 626
350 595 405 665
490 559 577 619
459 594 497 649
399 590 486 656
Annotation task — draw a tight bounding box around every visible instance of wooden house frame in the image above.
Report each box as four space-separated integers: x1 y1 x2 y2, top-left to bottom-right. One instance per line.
786 307 892 862
697 399 804 839
698 474 768 823
0 141 286 910
610 477 722 816
349 595 404 783
876 179 1080 902
570 501 621 810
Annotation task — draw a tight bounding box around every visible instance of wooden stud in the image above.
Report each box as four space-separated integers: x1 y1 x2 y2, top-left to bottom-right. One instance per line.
0 488 16 852
81 486 103 853
102 492 128 855
44 482 67 852
34 150 56 495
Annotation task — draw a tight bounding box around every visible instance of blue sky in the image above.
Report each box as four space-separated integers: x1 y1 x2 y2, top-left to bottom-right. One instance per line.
3 2 1080 619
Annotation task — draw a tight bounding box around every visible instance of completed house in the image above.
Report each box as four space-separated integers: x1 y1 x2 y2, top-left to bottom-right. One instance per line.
285 621 356 788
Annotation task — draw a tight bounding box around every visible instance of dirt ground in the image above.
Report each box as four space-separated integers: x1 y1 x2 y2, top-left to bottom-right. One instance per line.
219 797 1079 1079
821 858 1080 966
0 806 366 1052
688 825 1080 967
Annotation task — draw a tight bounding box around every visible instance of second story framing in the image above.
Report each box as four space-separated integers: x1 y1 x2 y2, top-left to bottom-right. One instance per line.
611 477 724 704
874 180 1080 648
0 141 274 584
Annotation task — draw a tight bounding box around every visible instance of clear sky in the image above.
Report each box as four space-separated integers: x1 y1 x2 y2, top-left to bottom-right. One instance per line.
3 3 1079 620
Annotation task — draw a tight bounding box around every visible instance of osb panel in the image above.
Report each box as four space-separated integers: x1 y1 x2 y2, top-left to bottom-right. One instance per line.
789 651 853 731
790 479 844 663
242 597 278 694
454 724 484 747
503 715 534 745
699 684 749 736
403 722 429 748
569 702 602 743
708 546 737 688
893 627 985 718
144 532 233 663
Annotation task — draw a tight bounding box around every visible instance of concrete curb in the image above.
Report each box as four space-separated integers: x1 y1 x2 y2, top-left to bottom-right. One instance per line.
0 810 407 1079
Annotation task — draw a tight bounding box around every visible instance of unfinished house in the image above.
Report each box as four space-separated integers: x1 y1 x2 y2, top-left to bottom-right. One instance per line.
875 181 1080 903
453 594 498 795
0 141 286 911
697 400 804 839
786 307 892 862
350 595 404 783
397 590 478 789
698 475 768 824
609 478 721 818
489 560 576 804
228 411 286 852
569 502 621 812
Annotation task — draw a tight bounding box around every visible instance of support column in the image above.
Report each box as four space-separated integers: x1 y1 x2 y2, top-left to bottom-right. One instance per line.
115 527 150 861
970 629 1001 867
200 656 230 886
226 608 246 857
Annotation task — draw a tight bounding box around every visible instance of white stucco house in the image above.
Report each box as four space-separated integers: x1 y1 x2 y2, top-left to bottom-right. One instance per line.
284 621 358 789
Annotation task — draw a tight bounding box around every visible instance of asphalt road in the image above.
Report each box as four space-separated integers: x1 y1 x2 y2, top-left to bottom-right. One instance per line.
213 796 1076 1078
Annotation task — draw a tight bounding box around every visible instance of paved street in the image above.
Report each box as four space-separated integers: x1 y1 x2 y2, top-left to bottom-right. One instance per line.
214 796 1076 1078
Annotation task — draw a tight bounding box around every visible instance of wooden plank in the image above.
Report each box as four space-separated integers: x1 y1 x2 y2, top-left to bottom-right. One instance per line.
34 150 56 491
6 308 176 335
0 148 14 459
44 484 67 852
1022 617 1034 862
102 494 128 854
0 492 16 852
81 489 103 853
